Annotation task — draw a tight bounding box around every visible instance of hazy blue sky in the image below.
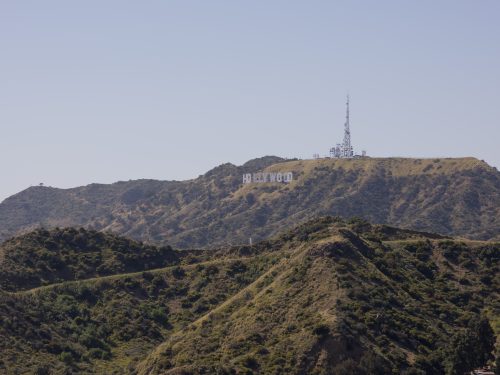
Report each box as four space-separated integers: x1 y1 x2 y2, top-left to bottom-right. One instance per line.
1 1 499 202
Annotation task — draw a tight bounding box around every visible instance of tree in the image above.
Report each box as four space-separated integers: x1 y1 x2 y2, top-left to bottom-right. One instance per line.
445 316 495 375
446 332 474 375
467 315 495 368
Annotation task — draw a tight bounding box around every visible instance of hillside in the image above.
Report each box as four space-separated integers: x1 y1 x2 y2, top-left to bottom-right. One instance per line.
0 157 498 248
0 227 282 374
0 227 180 292
0 219 498 374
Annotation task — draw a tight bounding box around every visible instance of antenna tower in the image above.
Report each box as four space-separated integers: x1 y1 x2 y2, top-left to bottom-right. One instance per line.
342 95 353 158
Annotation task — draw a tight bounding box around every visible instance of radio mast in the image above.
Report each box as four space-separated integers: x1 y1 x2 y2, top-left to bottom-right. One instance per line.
342 95 353 158
326 94 364 159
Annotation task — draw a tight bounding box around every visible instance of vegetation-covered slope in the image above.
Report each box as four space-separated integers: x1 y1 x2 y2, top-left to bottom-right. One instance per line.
0 156 498 248
0 227 179 292
0 228 283 374
137 218 499 375
0 219 498 374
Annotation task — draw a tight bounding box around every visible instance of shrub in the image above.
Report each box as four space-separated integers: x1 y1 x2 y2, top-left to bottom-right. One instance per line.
88 348 111 360
172 266 185 279
313 324 330 337
242 355 259 370
34 365 51 375
59 351 73 365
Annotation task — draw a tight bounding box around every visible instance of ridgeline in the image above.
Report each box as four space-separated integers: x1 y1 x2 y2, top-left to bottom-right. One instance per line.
0 157 498 248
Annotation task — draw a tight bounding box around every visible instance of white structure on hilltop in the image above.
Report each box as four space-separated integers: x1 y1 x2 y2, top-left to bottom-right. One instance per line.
242 171 293 184
328 95 366 159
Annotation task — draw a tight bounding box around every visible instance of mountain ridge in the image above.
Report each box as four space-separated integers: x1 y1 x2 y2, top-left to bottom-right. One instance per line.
0 156 498 247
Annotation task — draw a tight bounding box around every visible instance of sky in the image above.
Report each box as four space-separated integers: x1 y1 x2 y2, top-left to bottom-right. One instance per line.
1 1 499 202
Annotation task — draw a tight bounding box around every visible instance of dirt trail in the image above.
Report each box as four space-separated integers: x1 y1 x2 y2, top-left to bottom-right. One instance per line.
10 257 253 297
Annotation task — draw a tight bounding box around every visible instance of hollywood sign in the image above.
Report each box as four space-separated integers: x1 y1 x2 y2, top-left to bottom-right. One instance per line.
243 172 293 184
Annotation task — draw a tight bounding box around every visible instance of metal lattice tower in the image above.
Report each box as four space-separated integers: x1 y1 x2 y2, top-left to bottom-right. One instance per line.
342 95 353 158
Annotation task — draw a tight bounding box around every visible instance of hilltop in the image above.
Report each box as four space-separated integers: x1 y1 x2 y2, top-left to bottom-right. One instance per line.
0 219 498 374
0 156 498 247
